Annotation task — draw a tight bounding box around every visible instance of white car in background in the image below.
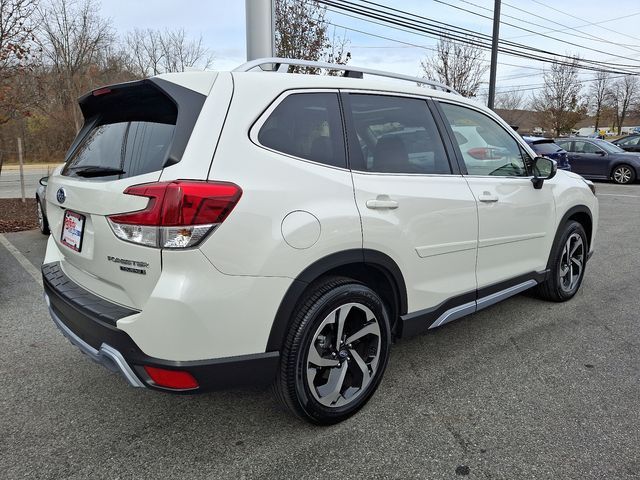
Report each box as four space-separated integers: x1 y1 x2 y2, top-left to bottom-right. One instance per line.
42 58 598 424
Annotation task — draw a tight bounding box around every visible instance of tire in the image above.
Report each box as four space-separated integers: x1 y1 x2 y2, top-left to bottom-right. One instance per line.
536 221 588 302
274 276 391 425
611 164 636 184
37 197 50 235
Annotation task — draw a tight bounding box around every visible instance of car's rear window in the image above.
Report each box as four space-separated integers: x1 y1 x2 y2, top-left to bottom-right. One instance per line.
530 142 563 155
62 81 182 180
64 120 175 179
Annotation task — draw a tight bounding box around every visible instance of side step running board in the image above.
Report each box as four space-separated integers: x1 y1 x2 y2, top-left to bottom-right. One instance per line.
428 280 538 329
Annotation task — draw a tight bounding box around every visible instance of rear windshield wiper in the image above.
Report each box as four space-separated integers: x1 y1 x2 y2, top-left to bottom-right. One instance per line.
68 166 126 178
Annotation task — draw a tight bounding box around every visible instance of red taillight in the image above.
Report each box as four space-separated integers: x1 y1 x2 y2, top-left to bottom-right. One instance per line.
143 366 199 390
107 181 242 248
92 87 112 96
110 181 242 226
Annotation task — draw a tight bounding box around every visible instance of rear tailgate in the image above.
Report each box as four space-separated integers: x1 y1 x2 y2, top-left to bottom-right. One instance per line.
46 77 212 309
46 172 162 309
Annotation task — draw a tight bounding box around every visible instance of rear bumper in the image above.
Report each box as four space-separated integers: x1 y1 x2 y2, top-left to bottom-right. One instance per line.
43 262 280 392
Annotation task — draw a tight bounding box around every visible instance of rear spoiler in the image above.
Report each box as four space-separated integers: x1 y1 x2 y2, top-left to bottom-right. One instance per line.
68 78 207 168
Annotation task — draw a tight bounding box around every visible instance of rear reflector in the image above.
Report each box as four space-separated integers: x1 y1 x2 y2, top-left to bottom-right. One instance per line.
143 366 199 390
107 180 242 249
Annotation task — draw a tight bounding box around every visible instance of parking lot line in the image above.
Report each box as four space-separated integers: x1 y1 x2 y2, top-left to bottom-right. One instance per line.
0 233 43 287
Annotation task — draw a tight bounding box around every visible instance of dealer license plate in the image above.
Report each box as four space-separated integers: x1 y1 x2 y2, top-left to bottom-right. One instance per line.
61 210 85 252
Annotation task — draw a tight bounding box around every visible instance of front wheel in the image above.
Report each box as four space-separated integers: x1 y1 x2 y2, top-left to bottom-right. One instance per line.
536 221 588 302
611 164 636 184
275 277 391 425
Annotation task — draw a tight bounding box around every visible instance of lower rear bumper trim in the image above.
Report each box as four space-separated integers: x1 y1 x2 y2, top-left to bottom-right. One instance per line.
46 294 145 388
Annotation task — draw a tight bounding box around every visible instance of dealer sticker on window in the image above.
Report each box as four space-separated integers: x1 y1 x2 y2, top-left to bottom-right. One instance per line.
61 210 85 252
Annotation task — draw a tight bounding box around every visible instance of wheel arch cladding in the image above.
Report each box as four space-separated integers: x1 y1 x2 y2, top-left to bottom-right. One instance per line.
266 249 408 351
547 205 593 271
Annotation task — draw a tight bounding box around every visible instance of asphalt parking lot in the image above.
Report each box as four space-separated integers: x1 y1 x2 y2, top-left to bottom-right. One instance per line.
1 182 639 479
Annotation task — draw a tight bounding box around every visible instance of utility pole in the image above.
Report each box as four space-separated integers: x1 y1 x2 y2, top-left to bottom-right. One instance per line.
245 0 275 61
487 0 501 110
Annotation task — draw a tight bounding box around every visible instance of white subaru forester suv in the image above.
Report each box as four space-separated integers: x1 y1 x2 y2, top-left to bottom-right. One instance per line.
43 58 598 424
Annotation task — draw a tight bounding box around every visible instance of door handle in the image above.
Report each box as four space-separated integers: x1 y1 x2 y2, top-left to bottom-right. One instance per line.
478 191 499 203
366 195 399 209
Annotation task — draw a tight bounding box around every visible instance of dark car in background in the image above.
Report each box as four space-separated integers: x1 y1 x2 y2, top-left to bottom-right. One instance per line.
522 136 571 170
555 138 640 184
611 134 640 153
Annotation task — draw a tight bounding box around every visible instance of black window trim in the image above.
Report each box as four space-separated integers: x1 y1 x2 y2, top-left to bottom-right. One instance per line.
249 88 349 171
340 90 460 176
433 99 537 179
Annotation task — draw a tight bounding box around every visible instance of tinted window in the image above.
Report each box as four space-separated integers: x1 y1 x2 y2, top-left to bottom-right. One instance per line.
594 139 625 153
64 120 175 179
440 102 528 176
348 94 450 174
572 141 602 154
531 141 564 155
617 136 640 146
258 93 345 168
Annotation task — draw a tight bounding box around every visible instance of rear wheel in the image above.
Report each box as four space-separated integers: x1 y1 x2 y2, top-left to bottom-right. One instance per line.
611 164 636 184
275 276 391 424
536 221 587 302
36 197 49 235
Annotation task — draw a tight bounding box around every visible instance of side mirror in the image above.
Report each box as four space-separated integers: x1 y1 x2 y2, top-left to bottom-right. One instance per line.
596 150 606 156
531 157 557 189
39 176 48 187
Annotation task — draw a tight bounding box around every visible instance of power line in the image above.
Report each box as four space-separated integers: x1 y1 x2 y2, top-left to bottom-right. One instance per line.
323 17 628 96
317 0 640 75
460 0 640 56
326 18 546 74
432 0 640 67
505 10 640 44
528 0 640 43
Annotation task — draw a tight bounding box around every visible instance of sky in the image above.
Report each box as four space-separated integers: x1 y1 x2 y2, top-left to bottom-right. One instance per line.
99 0 640 101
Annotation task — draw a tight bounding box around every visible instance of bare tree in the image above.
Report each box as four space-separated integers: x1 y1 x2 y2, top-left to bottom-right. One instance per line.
0 0 37 74
36 0 114 131
275 0 350 73
609 75 638 135
589 71 610 133
124 27 213 77
420 35 488 98
0 0 38 123
494 90 527 127
531 57 585 137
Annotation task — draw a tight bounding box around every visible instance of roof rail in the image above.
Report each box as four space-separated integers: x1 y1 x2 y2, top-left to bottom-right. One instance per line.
233 57 460 95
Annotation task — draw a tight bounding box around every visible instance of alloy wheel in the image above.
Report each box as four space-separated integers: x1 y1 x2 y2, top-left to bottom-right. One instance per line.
558 232 584 293
613 166 633 184
306 302 381 408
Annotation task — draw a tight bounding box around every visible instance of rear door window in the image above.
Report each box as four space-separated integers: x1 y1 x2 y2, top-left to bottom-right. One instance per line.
573 141 602 154
346 94 451 174
257 92 346 168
